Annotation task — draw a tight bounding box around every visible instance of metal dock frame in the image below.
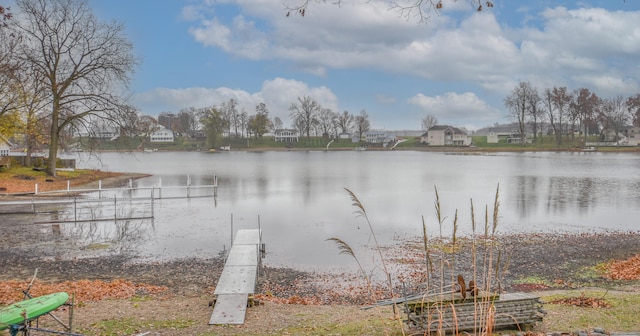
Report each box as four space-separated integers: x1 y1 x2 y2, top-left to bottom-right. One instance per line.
209 229 262 325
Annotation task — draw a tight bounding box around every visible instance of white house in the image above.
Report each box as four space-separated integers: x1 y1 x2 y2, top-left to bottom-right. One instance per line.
619 126 640 146
0 135 13 168
421 125 472 146
0 135 13 157
150 126 175 143
338 132 352 140
365 131 396 144
274 129 299 142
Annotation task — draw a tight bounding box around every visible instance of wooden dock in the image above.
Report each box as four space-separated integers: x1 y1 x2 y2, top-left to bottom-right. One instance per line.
209 229 262 325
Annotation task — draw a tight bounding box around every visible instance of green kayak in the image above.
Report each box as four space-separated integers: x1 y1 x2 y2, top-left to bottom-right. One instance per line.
0 292 69 330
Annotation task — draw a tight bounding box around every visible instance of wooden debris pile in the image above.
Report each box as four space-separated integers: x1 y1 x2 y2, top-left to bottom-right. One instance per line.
402 276 545 333
548 294 610 308
404 291 545 333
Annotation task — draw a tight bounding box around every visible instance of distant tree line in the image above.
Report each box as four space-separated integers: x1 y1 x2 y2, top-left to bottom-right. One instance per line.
504 81 640 146
151 96 372 149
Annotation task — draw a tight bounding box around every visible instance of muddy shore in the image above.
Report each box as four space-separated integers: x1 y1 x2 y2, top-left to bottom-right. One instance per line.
1 171 639 299
2 230 639 304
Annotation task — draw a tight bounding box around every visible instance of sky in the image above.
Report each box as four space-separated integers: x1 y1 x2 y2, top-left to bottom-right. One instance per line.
75 1 640 131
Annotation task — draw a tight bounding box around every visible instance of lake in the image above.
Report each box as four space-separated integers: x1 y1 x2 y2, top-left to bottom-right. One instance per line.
62 150 640 272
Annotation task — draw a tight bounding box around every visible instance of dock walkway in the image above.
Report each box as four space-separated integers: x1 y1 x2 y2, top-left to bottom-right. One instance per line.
209 229 262 325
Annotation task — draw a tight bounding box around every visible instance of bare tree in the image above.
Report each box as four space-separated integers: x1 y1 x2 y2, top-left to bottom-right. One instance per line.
627 94 640 127
527 90 543 144
542 89 558 145
599 96 629 143
0 5 12 27
289 96 321 140
13 0 138 176
570 88 600 144
176 107 199 136
355 109 370 140
273 116 283 131
504 81 537 146
220 99 239 138
337 110 353 134
235 109 247 138
421 114 438 131
285 0 493 23
317 108 336 137
136 115 159 138
541 87 572 146
111 105 139 137
0 22 23 118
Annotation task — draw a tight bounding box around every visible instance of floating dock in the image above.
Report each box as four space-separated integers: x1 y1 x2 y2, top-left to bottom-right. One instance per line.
209 229 262 325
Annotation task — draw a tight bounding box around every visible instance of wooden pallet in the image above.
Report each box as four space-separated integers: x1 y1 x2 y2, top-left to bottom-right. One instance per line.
404 292 545 333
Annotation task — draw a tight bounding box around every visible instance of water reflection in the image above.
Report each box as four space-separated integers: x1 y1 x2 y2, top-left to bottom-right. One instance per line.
59 218 151 256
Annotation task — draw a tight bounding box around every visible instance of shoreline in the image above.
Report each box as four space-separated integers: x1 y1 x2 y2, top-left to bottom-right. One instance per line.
93 144 640 153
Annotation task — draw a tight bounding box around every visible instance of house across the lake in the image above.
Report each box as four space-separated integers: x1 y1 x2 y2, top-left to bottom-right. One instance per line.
421 125 472 146
274 129 299 142
150 126 175 142
365 131 396 145
619 126 640 146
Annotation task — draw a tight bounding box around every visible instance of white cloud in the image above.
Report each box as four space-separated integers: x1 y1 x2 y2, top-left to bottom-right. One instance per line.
260 78 339 122
185 2 640 98
135 87 260 115
407 92 502 130
189 15 268 60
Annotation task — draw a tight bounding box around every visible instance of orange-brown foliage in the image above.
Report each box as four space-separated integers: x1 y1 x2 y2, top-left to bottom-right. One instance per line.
0 279 168 305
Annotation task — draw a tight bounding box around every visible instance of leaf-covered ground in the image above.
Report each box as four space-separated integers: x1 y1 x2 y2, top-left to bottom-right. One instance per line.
607 254 640 280
0 169 122 194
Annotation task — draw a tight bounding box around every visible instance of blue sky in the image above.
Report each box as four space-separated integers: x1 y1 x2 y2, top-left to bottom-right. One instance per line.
82 0 640 131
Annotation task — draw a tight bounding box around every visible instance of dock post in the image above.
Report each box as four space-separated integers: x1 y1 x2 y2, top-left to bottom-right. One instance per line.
187 174 191 198
35 183 38 195
67 180 70 193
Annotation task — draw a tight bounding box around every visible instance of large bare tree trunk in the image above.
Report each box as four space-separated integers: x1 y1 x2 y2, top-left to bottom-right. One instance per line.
14 0 138 177
47 100 60 176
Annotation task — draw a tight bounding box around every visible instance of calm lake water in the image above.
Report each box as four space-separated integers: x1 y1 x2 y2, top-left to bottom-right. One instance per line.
60 150 640 271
